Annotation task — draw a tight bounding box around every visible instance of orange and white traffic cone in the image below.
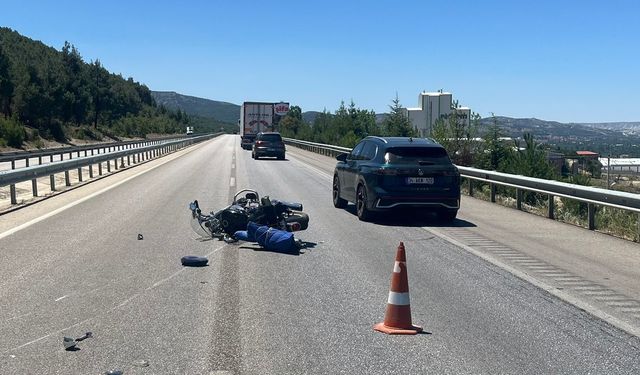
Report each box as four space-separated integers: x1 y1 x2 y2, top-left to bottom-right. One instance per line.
374 242 423 335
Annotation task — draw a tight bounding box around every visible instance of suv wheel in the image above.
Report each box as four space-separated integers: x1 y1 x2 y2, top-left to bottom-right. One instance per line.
278 153 285 160
333 176 347 208
356 184 372 221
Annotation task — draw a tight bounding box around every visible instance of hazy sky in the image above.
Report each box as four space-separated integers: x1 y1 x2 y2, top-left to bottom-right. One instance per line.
2 0 639 122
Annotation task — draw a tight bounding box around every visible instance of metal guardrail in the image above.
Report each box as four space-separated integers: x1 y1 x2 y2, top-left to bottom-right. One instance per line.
283 138 350 157
0 134 191 167
0 133 221 205
284 137 640 233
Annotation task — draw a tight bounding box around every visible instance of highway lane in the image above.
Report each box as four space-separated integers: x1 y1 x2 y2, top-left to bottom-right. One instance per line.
0 134 639 374
286 145 640 335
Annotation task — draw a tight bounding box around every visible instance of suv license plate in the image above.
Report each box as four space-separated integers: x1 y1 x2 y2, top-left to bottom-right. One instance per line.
407 177 434 184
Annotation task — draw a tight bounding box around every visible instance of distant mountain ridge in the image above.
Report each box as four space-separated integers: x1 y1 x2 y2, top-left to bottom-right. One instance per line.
149 91 639 140
151 91 240 123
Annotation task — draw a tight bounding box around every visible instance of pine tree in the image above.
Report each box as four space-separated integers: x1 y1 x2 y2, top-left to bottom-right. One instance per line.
383 94 414 137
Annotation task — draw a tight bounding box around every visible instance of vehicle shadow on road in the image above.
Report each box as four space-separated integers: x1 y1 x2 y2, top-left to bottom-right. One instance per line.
343 205 476 228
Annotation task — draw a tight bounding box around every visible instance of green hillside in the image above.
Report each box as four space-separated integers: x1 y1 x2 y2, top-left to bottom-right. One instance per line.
0 27 189 148
151 91 240 124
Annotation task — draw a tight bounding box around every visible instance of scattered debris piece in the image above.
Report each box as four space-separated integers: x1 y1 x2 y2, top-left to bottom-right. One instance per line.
133 359 150 367
63 331 92 350
181 255 208 267
104 370 123 375
137 234 144 240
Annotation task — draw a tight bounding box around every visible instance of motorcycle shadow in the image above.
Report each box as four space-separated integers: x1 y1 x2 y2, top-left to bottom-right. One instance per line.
238 241 317 256
344 205 476 228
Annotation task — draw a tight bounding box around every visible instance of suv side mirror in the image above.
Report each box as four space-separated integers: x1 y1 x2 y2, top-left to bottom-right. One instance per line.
336 153 348 162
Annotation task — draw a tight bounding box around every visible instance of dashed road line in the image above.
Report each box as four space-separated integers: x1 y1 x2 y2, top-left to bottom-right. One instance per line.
432 226 640 334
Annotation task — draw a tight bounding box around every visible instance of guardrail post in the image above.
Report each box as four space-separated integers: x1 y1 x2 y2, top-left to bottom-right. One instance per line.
38 156 42 165
107 160 111 172
127 155 131 165
490 183 496 203
547 194 555 219
10 184 17 204
11 160 15 169
50 174 56 191
78 168 83 182
50 155 54 162
31 179 38 197
25 158 29 167
91 149 94 156
84 150 88 157
588 203 595 230
121 157 125 168
468 178 474 197
98 162 103 176
516 188 523 210
69 152 73 160
65 171 71 186
77 151 80 157
89 164 94 178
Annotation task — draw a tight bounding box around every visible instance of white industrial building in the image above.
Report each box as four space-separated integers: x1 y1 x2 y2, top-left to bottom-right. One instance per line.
599 157 640 175
402 91 471 137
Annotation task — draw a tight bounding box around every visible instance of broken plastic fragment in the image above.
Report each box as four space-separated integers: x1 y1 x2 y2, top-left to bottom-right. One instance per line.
63 331 92 350
63 337 76 350
133 359 150 367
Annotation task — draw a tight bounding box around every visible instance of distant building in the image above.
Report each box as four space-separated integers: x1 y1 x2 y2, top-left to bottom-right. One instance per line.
600 157 640 175
576 151 599 159
402 91 471 137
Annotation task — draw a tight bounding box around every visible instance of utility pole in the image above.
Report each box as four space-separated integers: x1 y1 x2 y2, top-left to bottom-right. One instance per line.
606 146 611 189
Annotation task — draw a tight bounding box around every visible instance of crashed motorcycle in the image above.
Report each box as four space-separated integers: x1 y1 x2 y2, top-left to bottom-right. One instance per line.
189 189 309 242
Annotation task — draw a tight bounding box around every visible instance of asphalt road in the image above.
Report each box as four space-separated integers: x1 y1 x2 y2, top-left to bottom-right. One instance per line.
1 135 639 374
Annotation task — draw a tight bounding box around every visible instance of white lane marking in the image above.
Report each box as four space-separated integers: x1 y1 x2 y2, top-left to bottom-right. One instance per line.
117 244 226 308
0 140 213 240
387 291 411 306
232 163 235 169
425 227 640 339
287 152 333 179
4 244 227 353
54 295 68 302
229 177 236 187
5 312 32 322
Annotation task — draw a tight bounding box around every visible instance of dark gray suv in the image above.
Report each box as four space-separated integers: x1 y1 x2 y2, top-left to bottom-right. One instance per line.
333 136 460 221
252 132 286 160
